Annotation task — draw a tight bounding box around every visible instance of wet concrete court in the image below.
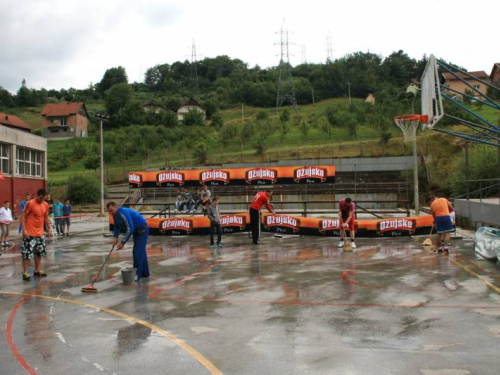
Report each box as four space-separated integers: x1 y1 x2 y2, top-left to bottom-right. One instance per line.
1 219 500 375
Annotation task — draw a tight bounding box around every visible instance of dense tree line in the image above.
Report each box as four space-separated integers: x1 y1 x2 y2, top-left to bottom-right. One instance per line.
0 50 432 111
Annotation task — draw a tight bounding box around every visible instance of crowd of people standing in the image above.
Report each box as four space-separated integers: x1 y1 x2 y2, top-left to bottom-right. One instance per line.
0 192 73 249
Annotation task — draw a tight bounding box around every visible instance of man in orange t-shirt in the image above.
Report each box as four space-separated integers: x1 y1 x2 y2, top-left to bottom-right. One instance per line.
430 195 454 252
20 189 53 281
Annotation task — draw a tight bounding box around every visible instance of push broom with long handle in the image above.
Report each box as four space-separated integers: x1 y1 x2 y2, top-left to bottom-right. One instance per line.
82 245 115 293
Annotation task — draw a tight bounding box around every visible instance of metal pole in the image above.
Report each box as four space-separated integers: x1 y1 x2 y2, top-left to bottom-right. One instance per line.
348 83 351 105
413 138 419 215
498 139 500 204
465 143 470 201
100 119 105 216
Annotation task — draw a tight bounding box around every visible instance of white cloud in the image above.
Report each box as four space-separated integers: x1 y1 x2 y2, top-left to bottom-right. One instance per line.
0 0 498 93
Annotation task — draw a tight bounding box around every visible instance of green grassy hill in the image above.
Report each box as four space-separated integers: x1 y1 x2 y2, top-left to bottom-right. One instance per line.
8 98 499 190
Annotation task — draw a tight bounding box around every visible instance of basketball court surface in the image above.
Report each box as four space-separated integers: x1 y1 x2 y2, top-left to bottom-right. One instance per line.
1 219 500 374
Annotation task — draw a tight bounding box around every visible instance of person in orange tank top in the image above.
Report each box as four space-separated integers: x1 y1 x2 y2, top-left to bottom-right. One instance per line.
20 189 53 281
429 195 454 252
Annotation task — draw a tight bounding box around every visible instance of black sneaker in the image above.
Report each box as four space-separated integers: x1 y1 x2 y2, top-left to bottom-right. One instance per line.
23 272 31 281
34 270 48 277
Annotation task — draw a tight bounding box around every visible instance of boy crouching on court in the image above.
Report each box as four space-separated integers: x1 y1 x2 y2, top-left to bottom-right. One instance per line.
207 197 223 248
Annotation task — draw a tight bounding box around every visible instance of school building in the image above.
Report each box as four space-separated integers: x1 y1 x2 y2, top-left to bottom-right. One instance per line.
0 113 47 216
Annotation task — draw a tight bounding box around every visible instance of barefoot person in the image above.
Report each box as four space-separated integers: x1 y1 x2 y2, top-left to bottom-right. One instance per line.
107 202 150 282
430 195 454 252
0 201 13 248
338 197 356 249
249 189 275 244
20 189 53 281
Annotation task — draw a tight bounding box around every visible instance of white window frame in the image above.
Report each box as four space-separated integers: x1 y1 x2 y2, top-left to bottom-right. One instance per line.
0 143 11 175
16 147 43 178
473 84 480 90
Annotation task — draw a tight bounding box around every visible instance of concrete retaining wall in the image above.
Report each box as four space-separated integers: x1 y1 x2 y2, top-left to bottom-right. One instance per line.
454 199 500 228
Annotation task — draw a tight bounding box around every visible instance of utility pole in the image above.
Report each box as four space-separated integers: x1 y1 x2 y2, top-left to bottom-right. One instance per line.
95 114 110 216
347 83 351 105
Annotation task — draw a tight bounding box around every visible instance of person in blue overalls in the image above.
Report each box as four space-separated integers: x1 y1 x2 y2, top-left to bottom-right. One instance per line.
106 201 150 282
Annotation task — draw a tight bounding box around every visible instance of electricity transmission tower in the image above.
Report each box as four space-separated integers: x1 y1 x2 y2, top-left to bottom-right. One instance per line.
301 43 307 64
189 38 199 95
326 31 334 63
276 19 297 111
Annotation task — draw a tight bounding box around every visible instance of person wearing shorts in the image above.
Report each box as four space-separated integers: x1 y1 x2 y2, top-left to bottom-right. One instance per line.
62 200 72 236
430 195 454 252
21 189 53 281
338 197 356 249
0 200 13 247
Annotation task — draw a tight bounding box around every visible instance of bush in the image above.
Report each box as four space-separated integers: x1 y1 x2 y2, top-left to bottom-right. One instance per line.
192 142 208 165
450 145 500 198
66 175 100 204
48 158 69 172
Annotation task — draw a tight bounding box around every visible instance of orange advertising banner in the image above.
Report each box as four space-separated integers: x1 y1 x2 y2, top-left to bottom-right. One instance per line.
128 165 335 188
110 213 434 238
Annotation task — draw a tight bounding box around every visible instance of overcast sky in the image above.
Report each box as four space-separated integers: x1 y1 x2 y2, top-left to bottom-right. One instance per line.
0 0 498 93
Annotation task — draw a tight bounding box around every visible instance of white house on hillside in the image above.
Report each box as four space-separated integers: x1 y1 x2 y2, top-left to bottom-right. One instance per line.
177 98 206 121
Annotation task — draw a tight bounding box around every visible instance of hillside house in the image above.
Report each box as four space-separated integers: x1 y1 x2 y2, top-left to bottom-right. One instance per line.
364 93 375 105
143 100 165 114
41 102 89 139
177 98 206 121
0 113 32 133
442 71 489 97
490 63 500 84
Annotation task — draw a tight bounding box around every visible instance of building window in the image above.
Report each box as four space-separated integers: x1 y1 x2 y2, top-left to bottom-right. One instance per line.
50 117 68 126
473 85 480 90
0 143 10 175
16 147 43 178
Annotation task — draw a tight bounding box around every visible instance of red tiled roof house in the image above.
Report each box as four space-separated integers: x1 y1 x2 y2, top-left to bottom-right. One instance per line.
442 71 489 97
490 63 500 84
41 102 89 139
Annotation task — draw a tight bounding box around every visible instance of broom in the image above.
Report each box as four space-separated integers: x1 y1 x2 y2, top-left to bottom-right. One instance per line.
423 225 434 247
340 217 353 252
82 245 115 293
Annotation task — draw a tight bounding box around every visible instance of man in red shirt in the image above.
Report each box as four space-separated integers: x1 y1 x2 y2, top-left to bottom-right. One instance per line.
20 189 53 281
249 189 275 244
338 197 356 249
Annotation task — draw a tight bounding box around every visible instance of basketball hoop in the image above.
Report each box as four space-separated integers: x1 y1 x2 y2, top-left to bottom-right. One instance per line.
394 115 427 143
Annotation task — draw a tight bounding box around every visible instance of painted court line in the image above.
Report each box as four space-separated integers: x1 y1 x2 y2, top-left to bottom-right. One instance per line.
0 291 223 375
154 295 500 310
448 256 500 296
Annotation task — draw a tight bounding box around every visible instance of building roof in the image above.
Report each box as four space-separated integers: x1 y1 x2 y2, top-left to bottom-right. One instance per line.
41 102 89 117
0 112 32 131
180 98 205 110
490 63 500 81
442 71 488 81
143 99 164 108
